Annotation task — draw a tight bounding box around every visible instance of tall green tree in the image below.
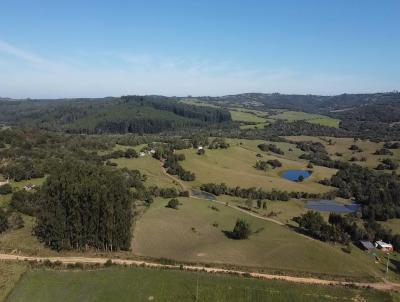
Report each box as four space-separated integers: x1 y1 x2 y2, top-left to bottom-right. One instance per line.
35 161 133 251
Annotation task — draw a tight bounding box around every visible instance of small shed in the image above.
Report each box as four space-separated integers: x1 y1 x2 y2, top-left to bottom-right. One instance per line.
359 240 374 250
375 240 394 252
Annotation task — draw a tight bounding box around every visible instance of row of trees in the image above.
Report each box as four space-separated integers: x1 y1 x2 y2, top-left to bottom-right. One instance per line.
254 159 282 171
200 183 335 201
257 143 284 155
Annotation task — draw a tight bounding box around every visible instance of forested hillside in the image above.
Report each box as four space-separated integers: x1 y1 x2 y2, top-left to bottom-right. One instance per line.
1 92 400 139
0 96 231 134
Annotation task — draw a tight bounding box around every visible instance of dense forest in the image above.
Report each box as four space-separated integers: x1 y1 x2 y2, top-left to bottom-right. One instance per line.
35 161 133 251
0 96 231 134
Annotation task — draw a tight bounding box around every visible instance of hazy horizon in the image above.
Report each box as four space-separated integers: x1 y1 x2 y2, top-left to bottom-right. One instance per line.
1 0 399 98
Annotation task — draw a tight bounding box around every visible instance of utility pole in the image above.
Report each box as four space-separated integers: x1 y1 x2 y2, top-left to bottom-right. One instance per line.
196 275 199 301
386 252 390 276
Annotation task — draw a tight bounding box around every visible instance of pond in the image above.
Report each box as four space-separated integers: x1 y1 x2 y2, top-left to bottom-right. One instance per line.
306 200 361 213
191 189 216 200
282 170 312 182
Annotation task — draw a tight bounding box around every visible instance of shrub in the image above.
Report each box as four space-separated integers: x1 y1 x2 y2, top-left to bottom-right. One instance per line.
166 198 179 209
230 219 252 240
0 184 12 195
8 212 24 230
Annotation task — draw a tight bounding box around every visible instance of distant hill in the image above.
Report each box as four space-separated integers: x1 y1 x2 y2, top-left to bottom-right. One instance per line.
1 92 399 136
0 95 231 134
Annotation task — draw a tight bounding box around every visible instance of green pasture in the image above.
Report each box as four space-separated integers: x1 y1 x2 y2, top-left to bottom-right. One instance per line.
7 266 393 302
133 197 390 280
269 111 340 128
111 156 180 189
178 139 336 194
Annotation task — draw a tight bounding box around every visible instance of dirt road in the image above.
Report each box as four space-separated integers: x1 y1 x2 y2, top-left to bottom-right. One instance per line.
0 253 398 292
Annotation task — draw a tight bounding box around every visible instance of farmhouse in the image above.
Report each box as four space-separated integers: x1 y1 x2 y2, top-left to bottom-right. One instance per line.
375 240 393 252
139 152 146 157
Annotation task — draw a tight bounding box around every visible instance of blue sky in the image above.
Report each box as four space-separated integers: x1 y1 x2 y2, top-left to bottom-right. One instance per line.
0 0 399 98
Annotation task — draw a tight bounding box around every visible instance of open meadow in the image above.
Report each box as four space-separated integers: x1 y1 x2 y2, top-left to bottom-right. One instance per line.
0 261 27 302
269 111 340 128
133 197 392 280
7 266 394 302
111 156 181 189
178 138 336 194
286 136 400 171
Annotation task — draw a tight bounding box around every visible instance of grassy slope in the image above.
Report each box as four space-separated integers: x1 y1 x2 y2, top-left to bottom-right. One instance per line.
230 110 268 123
0 261 27 302
111 156 180 189
133 197 387 280
286 136 400 171
179 139 336 194
382 219 400 234
0 215 56 256
217 195 311 225
270 111 340 128
7 267 392 302
0 176 46 208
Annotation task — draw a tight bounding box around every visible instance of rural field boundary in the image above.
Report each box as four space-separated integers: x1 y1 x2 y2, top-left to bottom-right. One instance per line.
0 253 398 292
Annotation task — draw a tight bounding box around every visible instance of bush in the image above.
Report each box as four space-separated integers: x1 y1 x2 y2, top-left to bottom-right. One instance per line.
10 190 39 216
166 198 179 209
230 219 252 240
8 212 24 230
0 184 12 195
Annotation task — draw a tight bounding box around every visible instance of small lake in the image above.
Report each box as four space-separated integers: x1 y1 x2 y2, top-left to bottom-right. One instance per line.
191 189 216 200
282 170 312 182
306 200 361 213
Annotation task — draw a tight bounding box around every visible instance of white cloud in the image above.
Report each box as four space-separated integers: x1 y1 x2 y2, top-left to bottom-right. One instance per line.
0 40 398 98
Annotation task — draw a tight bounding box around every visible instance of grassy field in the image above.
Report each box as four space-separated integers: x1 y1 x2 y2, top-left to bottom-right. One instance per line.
133 197 391 280
0 177 46 208
382 219 400 234
10 177 46 191
7 266 394 302
286 136 400 171
230 110 268 124
178 139 336 194
180 98 220 108
0 261 27 302
0 215 56 256
270 111 340 128
217 195 311 225
111 156 180 189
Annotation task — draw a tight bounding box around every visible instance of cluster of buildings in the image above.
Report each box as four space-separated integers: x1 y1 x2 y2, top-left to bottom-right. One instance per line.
360 240 393 252
138 149 156 157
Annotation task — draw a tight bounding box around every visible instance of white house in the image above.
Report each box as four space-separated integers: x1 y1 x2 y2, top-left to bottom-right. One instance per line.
139 152 146 157
375 240 394 252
